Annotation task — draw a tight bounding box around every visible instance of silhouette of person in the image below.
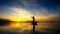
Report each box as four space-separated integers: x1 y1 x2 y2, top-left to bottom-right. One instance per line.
31 16 37 32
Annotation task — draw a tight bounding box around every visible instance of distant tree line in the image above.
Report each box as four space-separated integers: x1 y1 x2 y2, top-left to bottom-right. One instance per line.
0 18 11 26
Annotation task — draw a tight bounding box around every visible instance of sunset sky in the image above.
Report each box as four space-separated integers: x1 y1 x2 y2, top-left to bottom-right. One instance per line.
0 0 60 33
0 0 60 21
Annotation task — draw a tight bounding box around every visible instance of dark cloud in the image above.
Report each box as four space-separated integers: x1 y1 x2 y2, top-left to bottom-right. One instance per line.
0 0 60 9
0 0 60 14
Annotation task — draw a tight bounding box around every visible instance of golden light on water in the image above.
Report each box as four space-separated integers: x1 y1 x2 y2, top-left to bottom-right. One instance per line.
10 23 20 27
9 22 31 28
8 22 33 31
9 22 39 28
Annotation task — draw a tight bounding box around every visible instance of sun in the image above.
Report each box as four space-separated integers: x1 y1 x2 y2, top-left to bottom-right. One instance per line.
9 15 32 21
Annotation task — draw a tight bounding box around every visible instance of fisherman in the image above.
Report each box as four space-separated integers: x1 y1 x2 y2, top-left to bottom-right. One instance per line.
31 16 37 31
